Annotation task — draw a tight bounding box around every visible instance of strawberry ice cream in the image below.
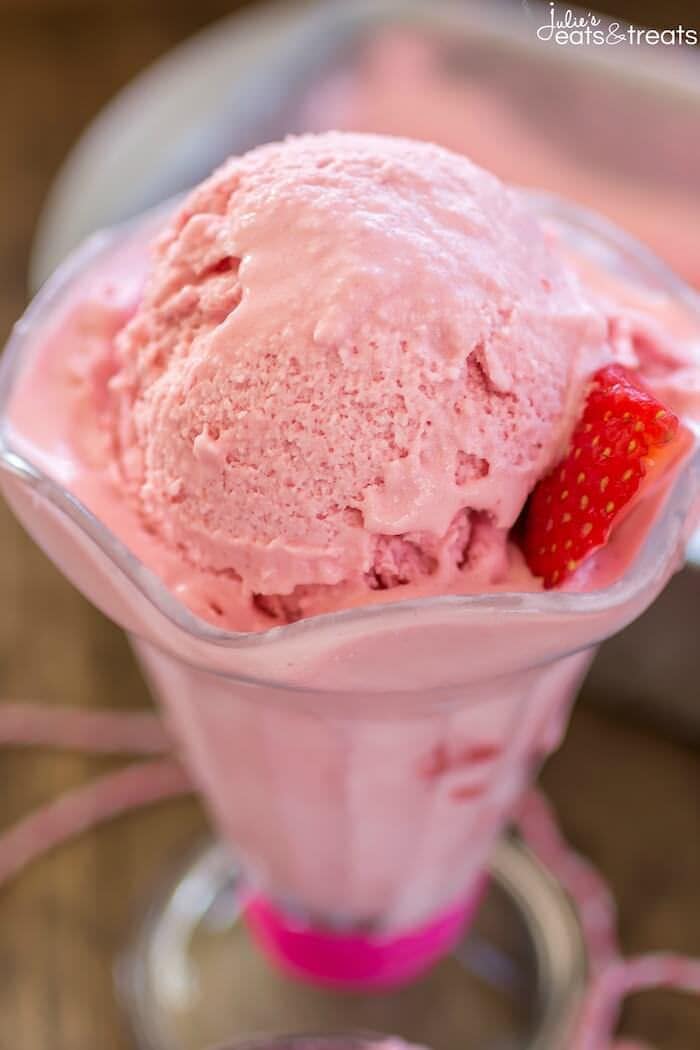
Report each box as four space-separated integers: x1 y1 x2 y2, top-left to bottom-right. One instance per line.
9 133 698 631
2 132 699 988
107 133 606 618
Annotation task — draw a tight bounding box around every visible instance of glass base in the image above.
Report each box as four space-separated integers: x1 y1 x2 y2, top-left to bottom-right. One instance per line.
244 884 486 991
117 836 587 1050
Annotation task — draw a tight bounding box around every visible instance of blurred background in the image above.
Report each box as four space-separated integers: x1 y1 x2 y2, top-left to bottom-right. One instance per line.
1 2 699 1048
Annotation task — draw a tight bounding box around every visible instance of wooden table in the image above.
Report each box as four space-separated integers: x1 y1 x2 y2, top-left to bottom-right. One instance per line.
0 3 699 1048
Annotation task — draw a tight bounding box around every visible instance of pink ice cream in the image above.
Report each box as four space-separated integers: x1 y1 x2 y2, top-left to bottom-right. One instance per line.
103 133 610 623
8 134 700 634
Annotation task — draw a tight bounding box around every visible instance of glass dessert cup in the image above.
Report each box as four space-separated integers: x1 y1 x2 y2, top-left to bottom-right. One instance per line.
0 195 699 1018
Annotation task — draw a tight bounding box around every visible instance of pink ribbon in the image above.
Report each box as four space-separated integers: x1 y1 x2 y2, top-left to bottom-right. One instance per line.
518 788 700 1048
0 701 170 753
1 701 698 1048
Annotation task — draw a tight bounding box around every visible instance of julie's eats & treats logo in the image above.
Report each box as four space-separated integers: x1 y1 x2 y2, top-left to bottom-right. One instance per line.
532 2 698 47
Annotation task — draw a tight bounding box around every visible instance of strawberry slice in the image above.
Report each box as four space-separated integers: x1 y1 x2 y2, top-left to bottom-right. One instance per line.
522 364 680 588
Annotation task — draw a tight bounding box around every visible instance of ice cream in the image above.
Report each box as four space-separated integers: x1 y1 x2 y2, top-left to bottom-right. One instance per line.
2 132 699 986
8 133 698 631
109 132 609 619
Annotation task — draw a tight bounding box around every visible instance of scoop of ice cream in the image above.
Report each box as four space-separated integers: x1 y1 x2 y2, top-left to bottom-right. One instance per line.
110 132 605 604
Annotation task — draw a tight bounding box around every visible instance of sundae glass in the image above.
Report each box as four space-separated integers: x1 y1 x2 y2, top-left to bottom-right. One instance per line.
0 135 698 1048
